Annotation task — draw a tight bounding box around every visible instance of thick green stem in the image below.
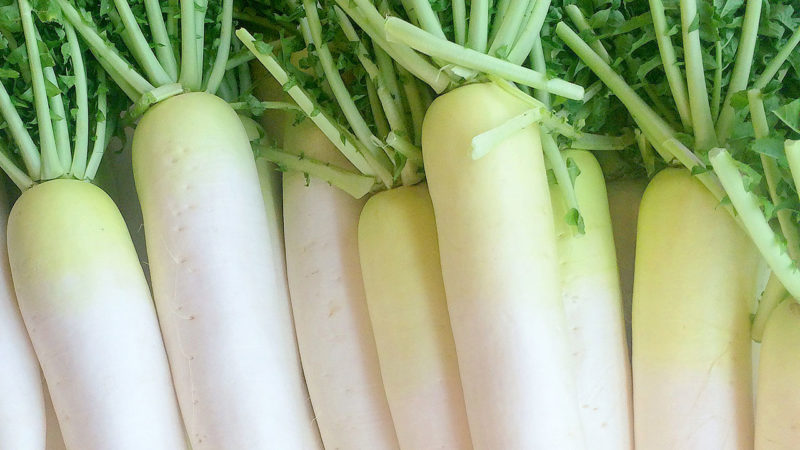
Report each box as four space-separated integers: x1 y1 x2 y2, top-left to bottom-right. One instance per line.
0 83 40 179
0 140 33 190
710 147 800 300
205 0 234 94
636 128 656 176
84 74 108 181
374 43 409 133
398 66 425 145
334 0 450 92
529 37 550 106
749 90 800 261
113 0 172 85
255 145 376 198
453 0 466 45
471 108 542 159
237 29 377 178
467 0 489 52
488 0 530 57
144 0 178 80
716 0 762 143
648 0 692 130
66 23 90 179
366 79 390 139
408 0 446 39
556 23 700 168
55 0 154 96
168 0 180 60
235 40 251 96
302 0 394 183
129 83 185 120
489 0 511 43
508 0 551 65
564 4 610 63
386 131 423 164
711 41 722 121
179 0 201 90
195 0 208 76
572 131 635 150
543 133 582 233
387 18 584 99
754 25 800 89
226 50 256 70
42 59 71 171
19 0 62 179
679 0 717 150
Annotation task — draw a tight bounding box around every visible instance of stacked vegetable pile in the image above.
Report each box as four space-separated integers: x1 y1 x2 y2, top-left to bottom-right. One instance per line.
0 0 798 449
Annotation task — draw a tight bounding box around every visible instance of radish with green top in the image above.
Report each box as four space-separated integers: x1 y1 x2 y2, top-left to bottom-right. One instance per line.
557 2 800 445
359 184 472 450
58 1 321 447
0 4 185 448
551 150 632 450
280 119 399 450
632 169 760 448
423 82 582 449
238 1 484 444
326 0 643 446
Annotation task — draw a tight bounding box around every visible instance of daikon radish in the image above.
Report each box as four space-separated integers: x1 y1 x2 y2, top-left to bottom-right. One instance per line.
359 183 472 450
632 169 759 449
552 150 632 450
282 119 398 449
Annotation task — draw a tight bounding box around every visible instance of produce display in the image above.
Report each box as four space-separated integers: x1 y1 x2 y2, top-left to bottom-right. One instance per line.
0 1 797 449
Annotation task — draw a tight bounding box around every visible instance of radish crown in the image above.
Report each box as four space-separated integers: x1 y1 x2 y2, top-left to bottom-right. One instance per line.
0 0 119 190
50 0 269 117
557 1 800 323
237 0 640 233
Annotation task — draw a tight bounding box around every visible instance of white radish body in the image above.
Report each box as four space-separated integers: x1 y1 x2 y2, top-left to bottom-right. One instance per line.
422 82 583 449
0 184 45 450
755 298 800 448
8 179 185 450
632 169 760 449
359 184 472 450
133 92 319 450
551 150 632 450
282 120 399 450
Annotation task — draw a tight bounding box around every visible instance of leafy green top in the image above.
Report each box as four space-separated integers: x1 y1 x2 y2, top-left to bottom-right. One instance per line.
557 0 800 310
0 0 122 190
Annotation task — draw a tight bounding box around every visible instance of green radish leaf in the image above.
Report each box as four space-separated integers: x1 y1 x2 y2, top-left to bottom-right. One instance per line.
752 137 788 162
566 156 581 185
565 208 586 234
775 99 800 134
0 68 19 79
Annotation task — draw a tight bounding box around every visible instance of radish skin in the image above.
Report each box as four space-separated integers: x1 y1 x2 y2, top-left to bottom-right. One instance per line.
0 184 45 450
755 298 800 448
132 92 319 449
359 184 472 450
8 179 185 450
551 150 632 450
632 168 759 449
422 82 583 449
282 120 399 450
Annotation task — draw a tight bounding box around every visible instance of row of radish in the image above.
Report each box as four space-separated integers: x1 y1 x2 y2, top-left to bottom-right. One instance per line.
0 0 798 449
